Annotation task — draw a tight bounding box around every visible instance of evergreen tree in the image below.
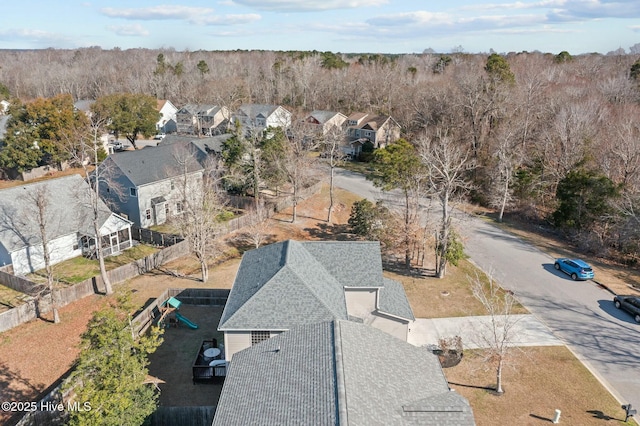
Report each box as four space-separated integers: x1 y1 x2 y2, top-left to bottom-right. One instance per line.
65 291 163 426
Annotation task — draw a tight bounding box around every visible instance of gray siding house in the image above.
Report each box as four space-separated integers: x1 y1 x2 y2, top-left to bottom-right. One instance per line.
218 240 415 360
0 174 132 275
233 104 292 133
97 140 211 228
213 320 475 425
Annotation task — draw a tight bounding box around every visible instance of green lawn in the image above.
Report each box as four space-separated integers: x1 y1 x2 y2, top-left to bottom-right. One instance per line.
29 244 159 284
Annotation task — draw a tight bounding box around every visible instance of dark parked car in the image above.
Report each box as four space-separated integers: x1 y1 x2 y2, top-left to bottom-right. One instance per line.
613 295 640 323
554 258 595 280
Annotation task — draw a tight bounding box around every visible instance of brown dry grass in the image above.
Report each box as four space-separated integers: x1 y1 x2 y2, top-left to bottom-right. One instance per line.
445 346 633 425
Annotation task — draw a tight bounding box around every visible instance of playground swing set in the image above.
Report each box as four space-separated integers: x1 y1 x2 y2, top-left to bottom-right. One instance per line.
157 296 199 329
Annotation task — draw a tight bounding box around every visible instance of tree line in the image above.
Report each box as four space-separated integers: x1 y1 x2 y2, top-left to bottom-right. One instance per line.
1 47 640 264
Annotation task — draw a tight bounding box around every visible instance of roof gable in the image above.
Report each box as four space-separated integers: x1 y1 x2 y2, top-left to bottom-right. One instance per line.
0 174 117 253
219 240 350 330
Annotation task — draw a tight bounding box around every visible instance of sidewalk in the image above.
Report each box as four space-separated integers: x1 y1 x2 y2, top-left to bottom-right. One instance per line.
408 314 564 349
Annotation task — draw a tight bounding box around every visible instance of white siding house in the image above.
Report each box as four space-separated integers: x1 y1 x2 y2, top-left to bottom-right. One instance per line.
0 175 132 275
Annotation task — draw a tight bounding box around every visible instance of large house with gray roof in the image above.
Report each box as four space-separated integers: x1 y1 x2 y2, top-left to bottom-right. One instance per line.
96 140 212 228
218 240 415 361
175 104 230 136
345 112 401 157
213 320 475 425
0 174 132 275
232 104 291 134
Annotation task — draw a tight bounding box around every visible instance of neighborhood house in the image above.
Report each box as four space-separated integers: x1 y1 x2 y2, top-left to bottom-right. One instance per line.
218 240 415 361
213 320 475 425
0 174 132 275
97 139 215 228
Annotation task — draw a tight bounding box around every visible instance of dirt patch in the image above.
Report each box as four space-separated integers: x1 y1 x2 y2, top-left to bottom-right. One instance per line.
0 295 108 425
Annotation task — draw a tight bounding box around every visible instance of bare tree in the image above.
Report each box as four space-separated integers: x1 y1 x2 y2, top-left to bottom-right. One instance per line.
469 271 520 395
22 185 60 323
171 149 226 282
267 117 316 223
418 129 473 278
489 124 524 222
321 125 347 223
235 201 272 249
66 116 123 295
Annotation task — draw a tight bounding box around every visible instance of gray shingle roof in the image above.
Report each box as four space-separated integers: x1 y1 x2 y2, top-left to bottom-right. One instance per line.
237 104 279 119
218 240 413 331
104 140 205 186
213 320 475 425
308 110 342 124
379 278 415 321
0 174 116 253
161 134 231 156
213 321 338 426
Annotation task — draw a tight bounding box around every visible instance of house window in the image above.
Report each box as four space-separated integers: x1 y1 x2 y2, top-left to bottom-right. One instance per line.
165 203 170 216
145 209 151 220
176 202 183 213
170 180 175 191
251 331 270 346
130 188 137 197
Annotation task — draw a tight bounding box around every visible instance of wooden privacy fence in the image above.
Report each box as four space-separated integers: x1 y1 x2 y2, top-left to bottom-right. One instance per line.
0 240 191 333
0 300 37 333
130 288 229 337
132 226 183 247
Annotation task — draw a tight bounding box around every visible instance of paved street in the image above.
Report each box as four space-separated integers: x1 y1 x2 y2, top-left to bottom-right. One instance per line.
333 167 640 410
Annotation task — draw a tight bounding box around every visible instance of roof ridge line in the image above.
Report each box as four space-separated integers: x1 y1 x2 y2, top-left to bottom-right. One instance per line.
333 321 348 425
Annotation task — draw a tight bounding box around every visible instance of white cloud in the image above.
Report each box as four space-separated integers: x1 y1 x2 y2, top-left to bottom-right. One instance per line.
100 5 260 26
101 5 215 20
194 14 261 25
630 25 640 32
231 0 388 12
0 28 76 47
106 24 150 37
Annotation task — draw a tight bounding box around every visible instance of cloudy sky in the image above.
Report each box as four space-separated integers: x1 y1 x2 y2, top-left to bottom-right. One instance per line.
1 0 639 54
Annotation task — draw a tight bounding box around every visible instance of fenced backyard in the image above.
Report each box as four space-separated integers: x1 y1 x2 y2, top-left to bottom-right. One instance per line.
0 179 321 334
14 288 229 426
0 240 190 333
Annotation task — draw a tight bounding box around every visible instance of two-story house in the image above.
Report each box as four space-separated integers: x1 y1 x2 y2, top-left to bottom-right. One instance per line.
233 104 291 134
302 110 347 148
344 112 401 157
96 140 210 228
175 104 230 136
218 240 415 361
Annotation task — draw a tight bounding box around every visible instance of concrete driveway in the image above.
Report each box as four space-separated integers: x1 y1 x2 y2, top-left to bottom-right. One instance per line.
408 314 564 349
